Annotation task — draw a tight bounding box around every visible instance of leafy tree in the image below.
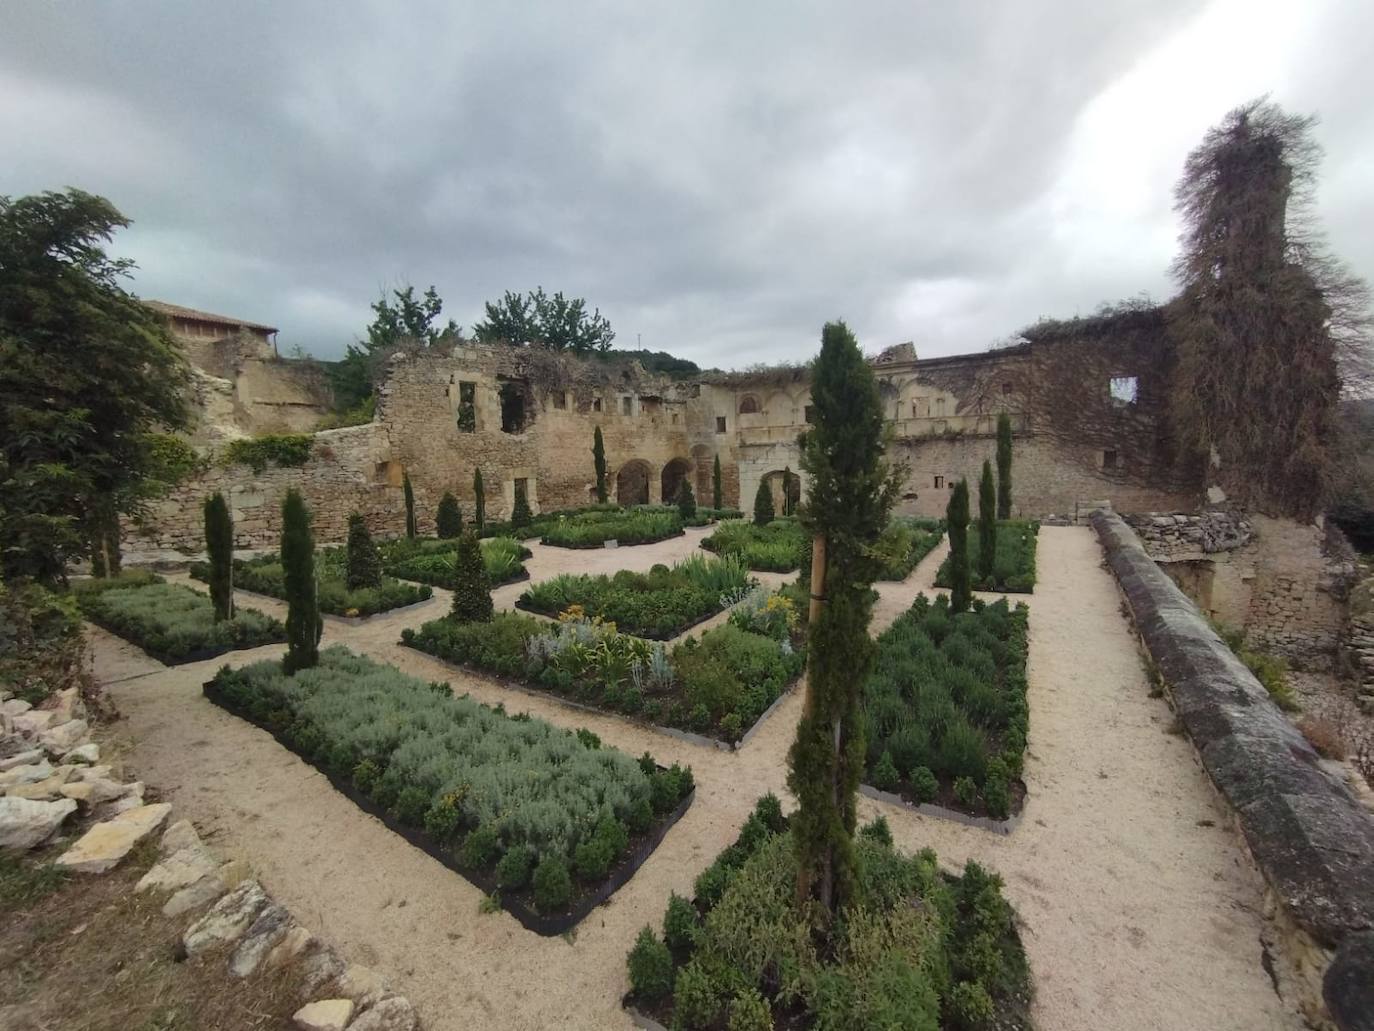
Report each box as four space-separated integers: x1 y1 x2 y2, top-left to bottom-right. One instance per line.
280 489 321 673
712 454 723 510
473 287 614 354
473 468 486 530
753 480 775 526
0 189 191 583
402 470 417 539
345 512 382 589
946 479 971 614
330 284 459 413
436 491 462 538
1168 99 1366 519
996 412 1013 519
511 480 532 528
449 531 493 623
978 460 997 581
786 320 899 917
592 426 607 503
204 492 234 621
675 478 696 519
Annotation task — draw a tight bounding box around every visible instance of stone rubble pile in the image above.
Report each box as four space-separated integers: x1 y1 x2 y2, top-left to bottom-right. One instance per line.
1125 509 1253 559
0 685 420 1031
1345 574 1374 715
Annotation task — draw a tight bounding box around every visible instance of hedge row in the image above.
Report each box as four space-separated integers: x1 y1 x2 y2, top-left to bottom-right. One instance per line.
190 550 431 617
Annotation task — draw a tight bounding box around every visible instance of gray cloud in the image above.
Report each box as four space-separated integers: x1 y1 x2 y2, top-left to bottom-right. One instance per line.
4 0 1371 367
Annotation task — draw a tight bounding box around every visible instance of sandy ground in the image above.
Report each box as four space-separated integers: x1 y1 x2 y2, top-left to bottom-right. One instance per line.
91 525 1302 1031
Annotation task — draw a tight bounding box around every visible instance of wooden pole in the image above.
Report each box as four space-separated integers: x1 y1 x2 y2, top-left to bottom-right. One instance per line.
808 534 827 625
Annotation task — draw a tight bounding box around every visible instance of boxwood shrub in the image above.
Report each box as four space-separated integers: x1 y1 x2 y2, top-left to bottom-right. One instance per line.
861 593 1029 819
75 578 285 663
624 795 1030 1029
935 520 1039 593
403 584 804 744
207 646 693 918
190 548 431 617
517 554 750 639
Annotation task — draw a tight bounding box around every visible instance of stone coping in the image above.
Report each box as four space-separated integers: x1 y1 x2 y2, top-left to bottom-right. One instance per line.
1091 510 1374 1030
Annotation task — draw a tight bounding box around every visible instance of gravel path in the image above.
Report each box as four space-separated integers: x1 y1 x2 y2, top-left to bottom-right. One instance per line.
92 525 1301 1031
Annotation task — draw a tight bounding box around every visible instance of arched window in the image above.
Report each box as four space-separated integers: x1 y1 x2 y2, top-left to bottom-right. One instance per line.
738 395 760 415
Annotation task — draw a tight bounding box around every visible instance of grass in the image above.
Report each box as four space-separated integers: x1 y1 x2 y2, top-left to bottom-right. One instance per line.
936 519 1039 593
0 853 69 911
1211 620 1299 711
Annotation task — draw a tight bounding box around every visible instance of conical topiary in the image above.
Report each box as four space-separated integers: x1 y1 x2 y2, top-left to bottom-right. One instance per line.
675 478 696 519
978 460 997 582
403 470 417 538
593 426 607 504
947 479 971 614
346 512 383 589
753 478 775 526
511 480 532 529
436 491 463 538
712 454 723 510
449 530 493 623
996 412 1013 520
281 488 322 673
473 468 486 531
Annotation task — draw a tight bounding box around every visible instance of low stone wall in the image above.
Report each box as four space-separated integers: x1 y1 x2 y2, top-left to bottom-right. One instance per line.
1124 509 1252 560
1092 510 1374 1030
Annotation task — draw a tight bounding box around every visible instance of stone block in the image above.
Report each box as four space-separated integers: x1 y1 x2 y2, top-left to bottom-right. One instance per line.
55 802 172 874
0 796 77 850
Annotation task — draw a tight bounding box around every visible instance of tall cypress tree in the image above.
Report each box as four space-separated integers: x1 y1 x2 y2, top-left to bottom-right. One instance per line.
449 530 493 623
402 470 417 538
592 426 608 503
712 454 723 510
996 412 1013 520
436 491 462 538
675 478 696 519
280 489 321 674
346 512 382 589
753 479 775 526
786 320 898 918
204 492 234 621
947 479 971 614
511 479 532 528
978 460 997 582
781 466 795 516
473 468 486 530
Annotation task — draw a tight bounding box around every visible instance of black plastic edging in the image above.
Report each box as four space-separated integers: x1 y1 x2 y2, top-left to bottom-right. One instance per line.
857 783 1023 836
202 679 694 936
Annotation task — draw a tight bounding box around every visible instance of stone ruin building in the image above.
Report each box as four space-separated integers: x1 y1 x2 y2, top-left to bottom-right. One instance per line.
131 301 1357 673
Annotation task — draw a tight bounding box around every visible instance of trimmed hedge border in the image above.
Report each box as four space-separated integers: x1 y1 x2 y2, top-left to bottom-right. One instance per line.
857 783 1021 836
540 529 687 551
1093 509 1374 1030
203 677 695 936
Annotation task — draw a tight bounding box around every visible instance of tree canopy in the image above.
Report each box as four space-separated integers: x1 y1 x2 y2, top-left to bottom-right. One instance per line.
331 284 459 413
0 189 192 582
473 287 614 354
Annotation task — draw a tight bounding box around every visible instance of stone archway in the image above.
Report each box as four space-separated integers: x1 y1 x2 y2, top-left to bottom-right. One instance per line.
661 458 691 505
761 469 801 516
616 460 652 506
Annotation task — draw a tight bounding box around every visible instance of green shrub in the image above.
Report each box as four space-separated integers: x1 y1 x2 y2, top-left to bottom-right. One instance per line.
449 531 493 623
533 854 572 912
473 468 486 530
403 470 417 538
752 480 774 526
872 517 946 581
353 759 381 794
728 988 773 1031
540 507 682 548
946 480 971 613
424 794 461 840
859 814 893 847
496 845 534 890
393 785 429 826
909 766 938 803
664 892 699 952
978 462 997 582
701 518 806 572
873 751 900 791
628 926 674 1002
983 758 1012 820
345 512 383 590
203 492 234 621
676 478 697 519
753 793 785 833
280 488 321 673
462 826 500 868
436 491 463 538
222 433 314 473
191 551 429 617
953 776 978 809
948 981 994 1027
74 581 284 662
511 480 532 529
936 520 1038 594
674 960 722 1029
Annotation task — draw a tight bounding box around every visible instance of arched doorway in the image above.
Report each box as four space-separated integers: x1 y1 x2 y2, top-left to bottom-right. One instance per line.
761 469 801 516
616 460 652 506
661 458 691 505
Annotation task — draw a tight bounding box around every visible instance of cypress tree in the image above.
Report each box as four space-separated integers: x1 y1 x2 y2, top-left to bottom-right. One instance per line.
280 489 321 674
675 478 696 519
402 470 417 538
781 466 795 516
345 512 382 589
786 320 898 918
592 426 608 503
473 468 486 530
753 479 775 526
449 530 493 623
712 454 723 510
436 491 463 538
511 480 532 528
978 460 997 582
204 492 234 621
947 479 971 614
996 412 1013 520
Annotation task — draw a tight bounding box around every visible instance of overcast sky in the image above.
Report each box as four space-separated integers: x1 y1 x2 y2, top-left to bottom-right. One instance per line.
4 0 1371 367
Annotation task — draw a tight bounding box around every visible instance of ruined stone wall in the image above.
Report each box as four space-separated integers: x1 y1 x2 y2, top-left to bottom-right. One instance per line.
125 423 401 554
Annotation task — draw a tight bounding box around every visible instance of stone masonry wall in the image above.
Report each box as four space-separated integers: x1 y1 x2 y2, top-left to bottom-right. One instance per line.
1092 510 1374 1031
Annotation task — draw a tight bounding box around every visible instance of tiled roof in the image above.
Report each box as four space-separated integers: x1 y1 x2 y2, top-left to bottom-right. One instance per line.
143 299 278 333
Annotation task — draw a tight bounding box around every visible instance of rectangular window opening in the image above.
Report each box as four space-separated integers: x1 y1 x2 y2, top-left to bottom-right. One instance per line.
457 381 476 433
804 405 816 425
933 475 944 489
1109 376 1139 405
1102 449 1119 472
622 396 633 416
715 416 727 433
551 391 566 410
